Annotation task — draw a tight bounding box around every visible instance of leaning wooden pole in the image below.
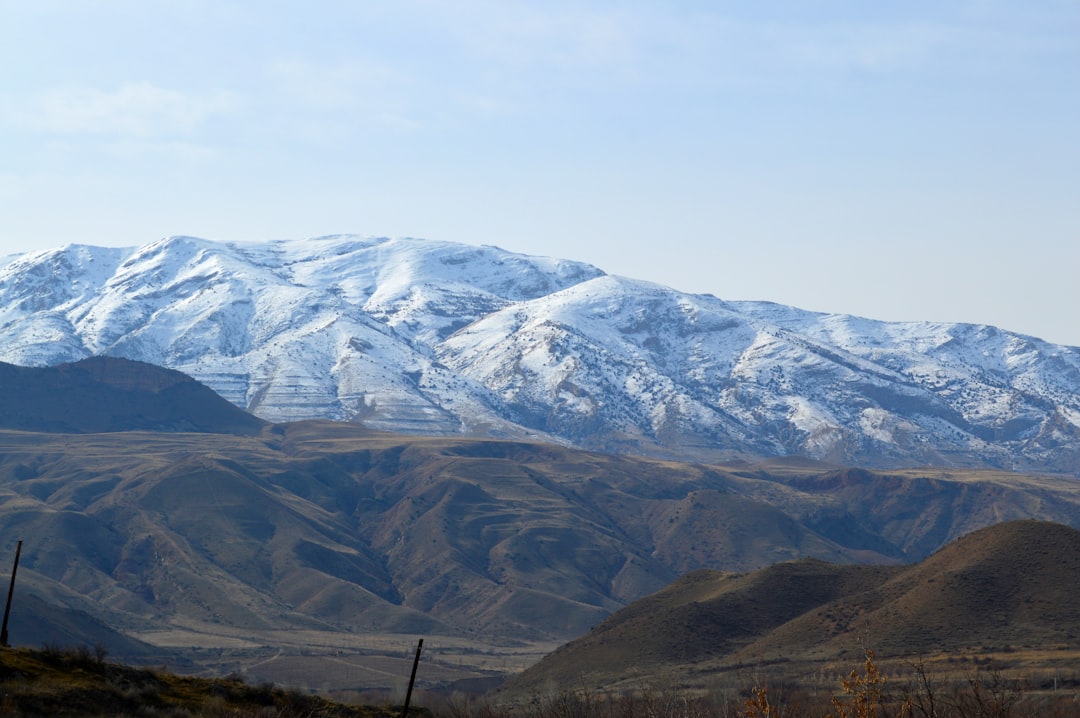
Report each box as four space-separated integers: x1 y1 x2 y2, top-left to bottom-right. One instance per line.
1 540 23 648
400 638 424 718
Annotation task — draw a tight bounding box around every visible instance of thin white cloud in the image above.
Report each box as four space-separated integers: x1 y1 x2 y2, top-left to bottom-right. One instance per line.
758 21 959 75
7 82 238 137
100 139 220 163
267 59 405 111
450 2 641 71
262 58 425 138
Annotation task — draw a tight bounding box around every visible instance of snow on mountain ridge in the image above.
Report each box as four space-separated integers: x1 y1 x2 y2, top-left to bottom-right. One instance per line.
1 234 1079 472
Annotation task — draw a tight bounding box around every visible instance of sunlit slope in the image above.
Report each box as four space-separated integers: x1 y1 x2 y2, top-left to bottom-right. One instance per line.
4 420 1080 667
3 235 1080 470
499 520 1080 697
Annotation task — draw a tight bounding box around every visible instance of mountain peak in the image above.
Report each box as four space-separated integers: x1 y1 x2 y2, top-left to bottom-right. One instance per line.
1 235 1079 471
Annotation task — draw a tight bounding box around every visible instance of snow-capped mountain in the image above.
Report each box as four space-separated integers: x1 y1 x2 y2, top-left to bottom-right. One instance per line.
2 234 1079 472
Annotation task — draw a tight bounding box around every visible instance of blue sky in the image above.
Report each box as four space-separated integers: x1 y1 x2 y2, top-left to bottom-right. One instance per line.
3 1 1079 344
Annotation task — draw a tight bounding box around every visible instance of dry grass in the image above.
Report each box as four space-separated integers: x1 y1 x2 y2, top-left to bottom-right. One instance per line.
0 644 405 717
497 521 1080 700
5 423 1080 693
438 648 1080 718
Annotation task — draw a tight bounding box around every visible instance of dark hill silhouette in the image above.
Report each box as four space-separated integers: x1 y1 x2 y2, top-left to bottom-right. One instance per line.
0 357 265 434
8 592 169 662
498 520 1080 698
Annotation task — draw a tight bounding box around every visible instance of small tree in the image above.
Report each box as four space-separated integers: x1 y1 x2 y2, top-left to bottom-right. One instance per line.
951 669 1022 718
828 649 890 718
902 658 939 718
742 684 781 718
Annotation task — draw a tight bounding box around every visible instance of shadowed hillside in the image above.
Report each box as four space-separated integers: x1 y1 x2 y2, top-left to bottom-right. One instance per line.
0 356 266 434
497 520 1080 698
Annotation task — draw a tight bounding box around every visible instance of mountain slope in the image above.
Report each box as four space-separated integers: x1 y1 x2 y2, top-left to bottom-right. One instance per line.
0 356 266 434
498 520 1080 698
6 418 1080 689
2 235 1080 470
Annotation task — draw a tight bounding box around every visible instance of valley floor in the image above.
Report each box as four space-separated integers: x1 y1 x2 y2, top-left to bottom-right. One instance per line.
131 625 560 697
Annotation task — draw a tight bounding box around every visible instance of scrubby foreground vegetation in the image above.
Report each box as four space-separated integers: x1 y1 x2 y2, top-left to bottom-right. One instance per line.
0 644 402 717
738 649 1079 718
3 643 1078 718
439 650 1080 718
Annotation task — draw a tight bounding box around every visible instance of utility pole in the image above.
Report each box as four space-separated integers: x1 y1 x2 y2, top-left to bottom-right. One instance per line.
400 638 423 718
1 540 23 648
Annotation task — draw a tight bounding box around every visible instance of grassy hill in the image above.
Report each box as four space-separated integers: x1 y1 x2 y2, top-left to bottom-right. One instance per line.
496 520 1080 699
0 644 397 717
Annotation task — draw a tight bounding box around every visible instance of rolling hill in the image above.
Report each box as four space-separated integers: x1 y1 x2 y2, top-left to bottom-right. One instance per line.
4 415 1080 692
0 356 265 434
1 357 1079 692
496 520 1080 698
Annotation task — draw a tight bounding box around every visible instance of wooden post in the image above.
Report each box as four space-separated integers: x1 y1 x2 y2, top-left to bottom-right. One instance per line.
400 638 423 718
1 540 23 648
